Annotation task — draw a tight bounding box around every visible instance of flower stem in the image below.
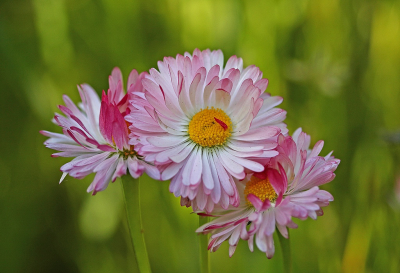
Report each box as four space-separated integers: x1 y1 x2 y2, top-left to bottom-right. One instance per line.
199 215 210 273
277 230 292 273
121 176 152 273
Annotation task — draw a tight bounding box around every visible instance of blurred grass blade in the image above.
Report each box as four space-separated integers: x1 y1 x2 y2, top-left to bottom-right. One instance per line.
278 230 292 273
121 176 152 273
199 215 210 273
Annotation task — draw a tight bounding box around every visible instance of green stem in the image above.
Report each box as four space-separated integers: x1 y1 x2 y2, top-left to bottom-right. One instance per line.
199 215 210 273
121 176 152 273
277 230 292 273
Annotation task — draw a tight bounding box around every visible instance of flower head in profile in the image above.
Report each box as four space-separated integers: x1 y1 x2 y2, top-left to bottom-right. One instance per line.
196 128 340 258
127 49 288 212
41 68 159 194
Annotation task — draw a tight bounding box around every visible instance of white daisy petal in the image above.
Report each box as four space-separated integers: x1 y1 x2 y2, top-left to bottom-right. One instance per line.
195 129 339 258
42 68 157 194
128 49 287 211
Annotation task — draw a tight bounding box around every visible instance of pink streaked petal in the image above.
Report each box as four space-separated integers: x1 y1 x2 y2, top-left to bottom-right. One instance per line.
178 75 194 116
224 55 243 76
93 154 118 172
252 97 264 117
266 168 285 195
247 194 263 211
218 152 245 179
216 78 233 94
225 147 263 158
227 141 264 153
167 65 179 95
214 89 231 111
203 76 220 108
248 211 259 222
254 78 269 93
277 224 288 238
97 144 116 152
228 78 253 110
224 68 241 90
309 140 324 158
109 67 124 99
259 95 283 113
162 161 184 181
112 158 127 181
258 150 279 158
229 245 238 257
260 199 271 212
234 111 254 136
222 151 264 172
154 111 186 136
206 64 220 84
127 69 139 90
169 142 195 163
142 161 160 180
265 235 275 259
208 237 218 250
88 156 119 194
188 148 203 186
260 209 275 236
73 152 109 167
278 163 288 193
235 126 280 141
40 130 72 142
213 154 235 196
248 235 255 252
251 108 287 128
66 130 90 150
209 155 222 203
77 84 101 131
111 106 129 150
155 142 189 163
316 189 334 202
99 92 114 144
194 67 207 107
290 186 320 198
255 233 267 253
201 150 214 190
229 86 257 122
228 226 241 246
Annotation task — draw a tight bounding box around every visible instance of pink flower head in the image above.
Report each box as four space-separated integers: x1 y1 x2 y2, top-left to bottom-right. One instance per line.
41 68 159 194
127 49 288 212
196 128 340 258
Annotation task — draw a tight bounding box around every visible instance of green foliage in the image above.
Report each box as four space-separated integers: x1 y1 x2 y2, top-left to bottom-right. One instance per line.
1 0 399 272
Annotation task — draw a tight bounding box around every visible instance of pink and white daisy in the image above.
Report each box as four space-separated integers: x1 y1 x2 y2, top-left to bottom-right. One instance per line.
41 68 159 194
127 49 287 212
196 128 340 258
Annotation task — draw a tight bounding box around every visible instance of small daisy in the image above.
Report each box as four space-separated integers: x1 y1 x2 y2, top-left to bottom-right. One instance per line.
41 68 159 194
196 128 340 258
127 49 288 212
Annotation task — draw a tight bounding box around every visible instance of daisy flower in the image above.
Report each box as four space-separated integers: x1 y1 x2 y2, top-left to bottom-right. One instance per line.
196 128 340 258
127 49 287 212
41 68 159 194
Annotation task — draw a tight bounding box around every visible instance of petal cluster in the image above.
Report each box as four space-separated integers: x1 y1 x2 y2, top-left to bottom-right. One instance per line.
41 49 340 261
41 68 159 194
196 128 340 258
127 49 287 212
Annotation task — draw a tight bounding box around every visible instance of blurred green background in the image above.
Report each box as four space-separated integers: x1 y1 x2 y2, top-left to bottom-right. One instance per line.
1 0 400 272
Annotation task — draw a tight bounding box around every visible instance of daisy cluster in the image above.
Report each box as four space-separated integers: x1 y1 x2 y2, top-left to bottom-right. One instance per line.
42 49 340 258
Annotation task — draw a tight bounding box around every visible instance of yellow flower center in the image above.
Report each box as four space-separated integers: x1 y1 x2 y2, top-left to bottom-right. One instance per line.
119 146 139 160
188 107 232 147
244 175 277 206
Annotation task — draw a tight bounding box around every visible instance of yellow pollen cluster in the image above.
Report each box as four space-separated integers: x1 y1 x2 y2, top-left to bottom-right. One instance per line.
188 107 232 147
119 146 138 160
244 175 277 206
